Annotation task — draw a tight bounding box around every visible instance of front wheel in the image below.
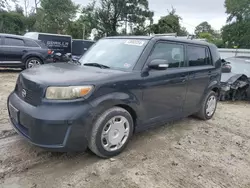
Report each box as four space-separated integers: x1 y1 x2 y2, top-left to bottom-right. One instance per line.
88 107 134 158
195 91 218 120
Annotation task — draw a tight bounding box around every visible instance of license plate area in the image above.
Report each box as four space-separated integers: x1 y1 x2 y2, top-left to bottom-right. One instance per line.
9 103 19 124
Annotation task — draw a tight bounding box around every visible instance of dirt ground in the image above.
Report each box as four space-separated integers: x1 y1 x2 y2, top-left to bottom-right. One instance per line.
0 69 250 188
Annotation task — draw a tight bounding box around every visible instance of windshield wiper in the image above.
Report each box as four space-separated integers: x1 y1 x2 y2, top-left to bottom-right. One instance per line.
83 63 110 69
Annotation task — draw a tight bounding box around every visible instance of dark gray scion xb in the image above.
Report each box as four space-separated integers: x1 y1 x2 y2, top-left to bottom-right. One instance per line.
8 36 221 158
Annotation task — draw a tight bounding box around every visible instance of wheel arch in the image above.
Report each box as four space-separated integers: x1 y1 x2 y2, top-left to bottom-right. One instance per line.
23 53 44 64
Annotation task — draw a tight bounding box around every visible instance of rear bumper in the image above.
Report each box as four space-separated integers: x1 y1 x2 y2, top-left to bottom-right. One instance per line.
44 58 54 64
7 92 94 152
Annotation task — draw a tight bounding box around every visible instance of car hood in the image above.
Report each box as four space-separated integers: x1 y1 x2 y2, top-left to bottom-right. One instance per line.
20 62 128 86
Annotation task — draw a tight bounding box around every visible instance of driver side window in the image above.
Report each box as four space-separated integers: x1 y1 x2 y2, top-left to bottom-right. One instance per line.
149 42 185 68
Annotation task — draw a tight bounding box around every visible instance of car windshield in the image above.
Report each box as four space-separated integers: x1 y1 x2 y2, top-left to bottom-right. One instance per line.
78 38 148 70
225 57 250 77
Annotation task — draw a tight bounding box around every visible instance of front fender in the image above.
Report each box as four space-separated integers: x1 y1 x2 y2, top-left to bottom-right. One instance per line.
89 92 140 114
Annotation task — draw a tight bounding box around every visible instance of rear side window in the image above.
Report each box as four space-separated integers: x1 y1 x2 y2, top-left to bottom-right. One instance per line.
36 41 48 49
25 40 39 47
149 42 185 68
4 37 24 46
187 45 212 66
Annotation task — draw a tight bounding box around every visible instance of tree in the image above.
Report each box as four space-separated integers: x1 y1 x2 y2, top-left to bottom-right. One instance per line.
151 8 186 35
0 0 15 10
222 0 250 48
80 0 153 39
194 21 214 36
23 0 29 17
123 0 154 35
179 27 189 36
39 0 79 34
0 9 26 34
225 0 250 22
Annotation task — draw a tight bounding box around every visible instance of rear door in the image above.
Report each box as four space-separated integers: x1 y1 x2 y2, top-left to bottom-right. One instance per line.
1 37 26 64
183 45 214 114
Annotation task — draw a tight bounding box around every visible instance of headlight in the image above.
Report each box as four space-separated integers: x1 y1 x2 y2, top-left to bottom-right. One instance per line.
45 86 93 100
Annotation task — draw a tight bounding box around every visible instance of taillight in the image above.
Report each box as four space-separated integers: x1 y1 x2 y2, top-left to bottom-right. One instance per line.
48 50 53 55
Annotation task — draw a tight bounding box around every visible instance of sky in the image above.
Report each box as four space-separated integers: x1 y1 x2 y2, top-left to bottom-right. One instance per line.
73 0 228 34
27 0 228 34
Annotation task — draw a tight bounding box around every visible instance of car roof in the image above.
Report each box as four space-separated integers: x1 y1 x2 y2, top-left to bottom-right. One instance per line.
105 35 212 46
73 39 95 42
25 32 72 37
0 33 40 41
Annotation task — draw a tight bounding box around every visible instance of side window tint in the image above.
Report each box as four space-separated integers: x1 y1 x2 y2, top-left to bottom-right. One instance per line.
4 37 24 46
149 42 185 68
187 46 211 66
25 40 39 47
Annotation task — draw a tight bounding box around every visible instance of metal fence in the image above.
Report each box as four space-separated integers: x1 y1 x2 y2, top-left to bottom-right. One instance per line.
218 48 250 59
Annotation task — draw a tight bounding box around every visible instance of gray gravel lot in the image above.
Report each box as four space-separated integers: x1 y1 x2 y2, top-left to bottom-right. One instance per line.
0 69 250 188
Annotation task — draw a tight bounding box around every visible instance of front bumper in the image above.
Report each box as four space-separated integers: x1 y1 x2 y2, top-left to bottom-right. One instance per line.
7 92 94 152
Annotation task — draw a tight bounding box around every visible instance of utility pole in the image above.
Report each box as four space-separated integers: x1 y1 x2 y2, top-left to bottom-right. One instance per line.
82 24 85 39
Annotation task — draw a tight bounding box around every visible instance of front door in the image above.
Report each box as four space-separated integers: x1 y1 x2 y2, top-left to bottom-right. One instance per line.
142 41 188 124
183 45 215 114
1 37 25 64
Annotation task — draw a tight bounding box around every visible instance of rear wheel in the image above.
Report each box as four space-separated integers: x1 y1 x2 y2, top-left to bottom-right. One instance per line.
195 91 218 120
25 57 43 69
88 107 134 158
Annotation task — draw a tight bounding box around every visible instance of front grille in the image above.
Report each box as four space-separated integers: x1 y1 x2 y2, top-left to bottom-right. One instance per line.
16 75 44 106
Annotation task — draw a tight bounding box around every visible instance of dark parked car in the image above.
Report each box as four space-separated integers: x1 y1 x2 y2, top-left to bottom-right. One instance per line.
220 56 250 101
0 33 53 69
7 36 222 158
24 32 72 62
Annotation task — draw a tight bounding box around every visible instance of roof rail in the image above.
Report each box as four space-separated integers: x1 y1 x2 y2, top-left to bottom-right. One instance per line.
151 33 207 42
152 33 177 37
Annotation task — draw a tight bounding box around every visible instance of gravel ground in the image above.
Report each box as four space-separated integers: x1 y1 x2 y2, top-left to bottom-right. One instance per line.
0 69 250 188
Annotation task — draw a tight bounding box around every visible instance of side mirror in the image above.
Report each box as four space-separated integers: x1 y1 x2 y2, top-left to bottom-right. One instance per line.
148 59 169 70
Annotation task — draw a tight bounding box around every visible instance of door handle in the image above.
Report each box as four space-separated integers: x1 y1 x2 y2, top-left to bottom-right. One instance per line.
23 50 27 53
208 71 212 76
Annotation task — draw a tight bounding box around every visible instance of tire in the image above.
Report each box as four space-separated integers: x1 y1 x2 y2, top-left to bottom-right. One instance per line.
88 107 134 158
195 91 218 120
25 57 43 69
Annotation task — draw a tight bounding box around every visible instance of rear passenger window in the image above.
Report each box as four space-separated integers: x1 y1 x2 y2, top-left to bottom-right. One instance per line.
187 46 211 66
25 40 39 47
149 42 185 68
4 37 24 46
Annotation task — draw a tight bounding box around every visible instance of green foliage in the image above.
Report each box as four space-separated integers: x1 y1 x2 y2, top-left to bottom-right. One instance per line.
194 21 225 47
225 0 250 22
0 0 15 10
39 0 79 34
195 21 214 36
0 10 26 34
151 8 188 36
222 0 250 48
222 21 250 48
